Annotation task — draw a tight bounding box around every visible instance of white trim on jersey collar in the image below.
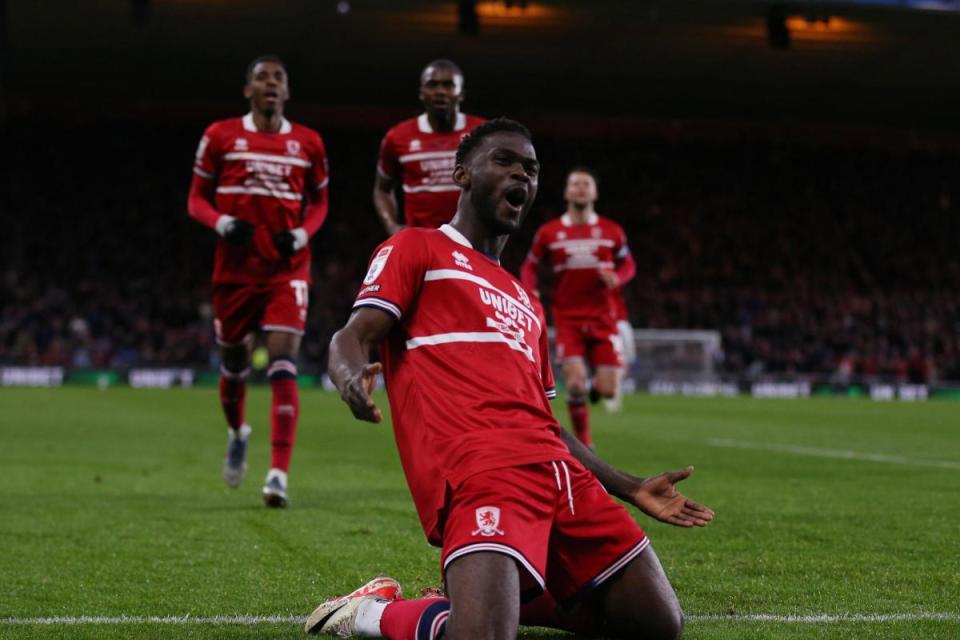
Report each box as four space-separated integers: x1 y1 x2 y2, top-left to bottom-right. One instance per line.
417 112 468 134
561 212 599 227
242 112 292 135
440 224 472 248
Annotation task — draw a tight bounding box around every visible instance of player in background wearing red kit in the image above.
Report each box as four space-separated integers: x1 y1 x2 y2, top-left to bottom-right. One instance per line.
307 119 712 639
373 59 484 235
520 168 636 448
187 56 329 508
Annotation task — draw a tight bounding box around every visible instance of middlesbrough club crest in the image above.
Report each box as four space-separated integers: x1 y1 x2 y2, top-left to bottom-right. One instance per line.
472 506 505 537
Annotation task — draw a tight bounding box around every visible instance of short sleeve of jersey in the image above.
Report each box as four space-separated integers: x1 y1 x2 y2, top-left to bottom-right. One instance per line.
309 134 330 191
352 231 428 321
377 130 400 180
538 306 557 399
193 124 221 180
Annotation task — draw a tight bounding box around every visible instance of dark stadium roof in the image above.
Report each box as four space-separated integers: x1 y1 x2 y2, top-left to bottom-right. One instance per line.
4 0 960 135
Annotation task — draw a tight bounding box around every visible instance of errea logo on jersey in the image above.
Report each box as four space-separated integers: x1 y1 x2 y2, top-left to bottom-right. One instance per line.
452 251 472 271
472 506 505 537
234 138 249 151
409 139 422 152
512 282 533 311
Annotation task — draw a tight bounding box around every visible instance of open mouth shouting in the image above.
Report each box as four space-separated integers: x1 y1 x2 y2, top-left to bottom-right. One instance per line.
502 185 528 217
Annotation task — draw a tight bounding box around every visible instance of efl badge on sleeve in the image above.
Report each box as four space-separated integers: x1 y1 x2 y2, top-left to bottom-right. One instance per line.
363 246 393 285
472 506 505 537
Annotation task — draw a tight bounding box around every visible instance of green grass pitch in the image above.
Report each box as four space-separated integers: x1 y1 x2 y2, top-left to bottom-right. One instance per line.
1 387 958 639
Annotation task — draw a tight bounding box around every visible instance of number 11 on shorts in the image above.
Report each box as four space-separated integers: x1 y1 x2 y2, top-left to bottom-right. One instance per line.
290 280 309 308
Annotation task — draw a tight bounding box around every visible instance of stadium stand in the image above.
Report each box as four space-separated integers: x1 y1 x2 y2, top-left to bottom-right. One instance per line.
2 117 957 382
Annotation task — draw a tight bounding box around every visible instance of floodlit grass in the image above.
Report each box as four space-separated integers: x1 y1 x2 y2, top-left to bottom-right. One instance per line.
1 388 958 639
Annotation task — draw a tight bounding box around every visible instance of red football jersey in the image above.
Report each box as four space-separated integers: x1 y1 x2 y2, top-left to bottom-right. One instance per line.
193 113 329 284
353 224 573 545
377 113 485 229
527 213 631 321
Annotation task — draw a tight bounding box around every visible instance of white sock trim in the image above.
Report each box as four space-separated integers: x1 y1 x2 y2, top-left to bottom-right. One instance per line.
265 468 288 485
228 423 252 441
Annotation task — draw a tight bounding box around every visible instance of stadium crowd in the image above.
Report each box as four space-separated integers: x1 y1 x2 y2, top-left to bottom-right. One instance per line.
2 117 958 382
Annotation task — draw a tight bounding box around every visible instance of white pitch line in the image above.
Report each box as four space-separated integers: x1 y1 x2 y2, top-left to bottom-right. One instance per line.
0 615 304 625
707 438 960 470
1 612 958 625
688 613 960 623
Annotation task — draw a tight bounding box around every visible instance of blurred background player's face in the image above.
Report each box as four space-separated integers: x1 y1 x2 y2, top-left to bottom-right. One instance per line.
419 66 463 119
244 62 290 115
564 171 598 209
465 132 539 236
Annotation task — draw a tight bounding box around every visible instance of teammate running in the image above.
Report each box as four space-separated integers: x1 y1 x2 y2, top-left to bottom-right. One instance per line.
373 59 484 234
187 55 329 507
520 168 636 447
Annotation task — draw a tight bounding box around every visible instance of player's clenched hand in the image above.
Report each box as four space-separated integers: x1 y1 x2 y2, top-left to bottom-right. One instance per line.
598 270 620 289
272 228 308 257
629 466 715 528
341 362 383 423
222 218 255 244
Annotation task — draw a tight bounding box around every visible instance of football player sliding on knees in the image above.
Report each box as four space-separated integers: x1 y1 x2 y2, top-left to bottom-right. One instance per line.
310 119 713 639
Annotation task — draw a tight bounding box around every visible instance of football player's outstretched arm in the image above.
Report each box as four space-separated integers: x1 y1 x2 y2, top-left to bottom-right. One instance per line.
559 429 715 528
328 308 396 423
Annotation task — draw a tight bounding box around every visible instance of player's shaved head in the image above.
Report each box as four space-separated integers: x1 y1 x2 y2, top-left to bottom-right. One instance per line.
456 118 532 166
245 55 287 83
420 59 464 87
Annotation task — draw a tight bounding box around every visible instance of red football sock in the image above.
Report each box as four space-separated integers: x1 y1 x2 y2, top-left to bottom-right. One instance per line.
268 359 299 472
219 366 248 431
567 398 592 447
380 598 450 640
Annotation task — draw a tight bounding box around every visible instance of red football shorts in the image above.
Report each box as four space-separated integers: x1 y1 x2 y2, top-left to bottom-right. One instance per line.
554 317 624 368
440 460 648 605
212 280 309 346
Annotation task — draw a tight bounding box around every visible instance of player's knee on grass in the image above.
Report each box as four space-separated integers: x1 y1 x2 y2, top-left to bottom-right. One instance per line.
601 548 683 640
606 603 683 640
444 553 521 640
